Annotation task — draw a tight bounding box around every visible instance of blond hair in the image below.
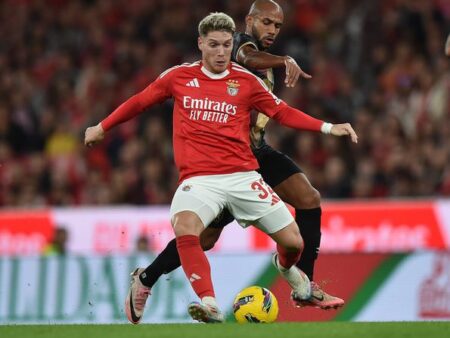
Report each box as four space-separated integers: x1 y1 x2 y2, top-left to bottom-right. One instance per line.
198 12 236 37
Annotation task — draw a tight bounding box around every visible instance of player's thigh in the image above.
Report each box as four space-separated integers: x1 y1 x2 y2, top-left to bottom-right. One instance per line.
267 220 303 252
273 173 321 209
170 177 226 231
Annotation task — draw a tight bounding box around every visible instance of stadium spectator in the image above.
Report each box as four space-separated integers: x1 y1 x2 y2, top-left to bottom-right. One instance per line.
43 226 69 256
135 234 153 253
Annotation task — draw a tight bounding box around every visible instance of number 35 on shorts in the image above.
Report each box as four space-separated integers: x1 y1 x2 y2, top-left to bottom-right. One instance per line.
251 178 281 206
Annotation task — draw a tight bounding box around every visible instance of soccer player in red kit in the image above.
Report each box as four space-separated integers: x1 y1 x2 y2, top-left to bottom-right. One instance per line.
85 12 357 323
136 0 345 315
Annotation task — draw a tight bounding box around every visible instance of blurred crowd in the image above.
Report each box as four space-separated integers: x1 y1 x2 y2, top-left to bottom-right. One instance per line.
0 0 449 207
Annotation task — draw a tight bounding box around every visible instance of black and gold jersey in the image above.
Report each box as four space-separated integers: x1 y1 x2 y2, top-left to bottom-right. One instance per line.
232 32 274 147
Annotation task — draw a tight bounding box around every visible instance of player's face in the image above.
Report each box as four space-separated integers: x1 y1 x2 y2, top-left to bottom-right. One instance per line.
247 10 284 50
198 31 233 73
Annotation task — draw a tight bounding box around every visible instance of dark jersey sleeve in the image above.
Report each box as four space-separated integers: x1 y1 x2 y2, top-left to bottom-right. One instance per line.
231 32 259 63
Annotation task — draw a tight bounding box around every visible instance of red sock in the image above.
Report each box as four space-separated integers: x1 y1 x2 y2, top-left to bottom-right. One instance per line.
277 244 301 269
176 235 215 298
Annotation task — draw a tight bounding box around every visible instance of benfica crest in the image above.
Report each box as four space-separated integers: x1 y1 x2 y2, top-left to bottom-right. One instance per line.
226 79 240 96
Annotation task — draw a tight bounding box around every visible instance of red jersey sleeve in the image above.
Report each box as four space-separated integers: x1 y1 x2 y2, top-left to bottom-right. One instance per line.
249 76 324 132
101 68 174 131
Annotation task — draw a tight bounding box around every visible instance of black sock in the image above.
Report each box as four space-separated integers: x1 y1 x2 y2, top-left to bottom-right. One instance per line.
139 238 181 288
295 207 322 281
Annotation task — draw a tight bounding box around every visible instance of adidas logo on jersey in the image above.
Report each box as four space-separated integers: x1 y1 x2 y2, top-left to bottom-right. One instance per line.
186 78 200 88
189 273 202 282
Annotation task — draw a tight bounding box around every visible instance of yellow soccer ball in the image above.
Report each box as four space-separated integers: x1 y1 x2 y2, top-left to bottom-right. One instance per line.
233 286 279 323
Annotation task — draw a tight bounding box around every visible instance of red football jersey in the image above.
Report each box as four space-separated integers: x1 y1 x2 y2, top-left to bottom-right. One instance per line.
101 61 323 183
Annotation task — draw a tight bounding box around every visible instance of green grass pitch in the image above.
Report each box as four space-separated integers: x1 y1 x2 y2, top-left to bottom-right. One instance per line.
1 322 449 338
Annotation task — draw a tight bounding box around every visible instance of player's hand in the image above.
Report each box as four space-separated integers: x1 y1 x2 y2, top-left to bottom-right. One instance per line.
330 123 358 143
84 123 105 147
284 56 312 88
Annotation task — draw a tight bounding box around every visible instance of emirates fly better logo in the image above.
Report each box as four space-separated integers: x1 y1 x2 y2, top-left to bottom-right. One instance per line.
183 96 237 124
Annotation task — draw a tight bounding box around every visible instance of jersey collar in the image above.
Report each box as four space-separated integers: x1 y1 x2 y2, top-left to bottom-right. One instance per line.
200 64 230 79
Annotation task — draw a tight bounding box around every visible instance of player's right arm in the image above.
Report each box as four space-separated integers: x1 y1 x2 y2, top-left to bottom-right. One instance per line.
84 68 174 147
236 44 311 88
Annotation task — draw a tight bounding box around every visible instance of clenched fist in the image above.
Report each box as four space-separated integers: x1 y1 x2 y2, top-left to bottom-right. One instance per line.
84 123 105 147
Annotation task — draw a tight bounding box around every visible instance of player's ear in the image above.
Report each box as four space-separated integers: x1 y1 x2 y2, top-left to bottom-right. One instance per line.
245 15 253 27
198 36 203 51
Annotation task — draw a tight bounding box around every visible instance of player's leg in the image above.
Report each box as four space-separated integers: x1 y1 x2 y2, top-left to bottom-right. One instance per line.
125 178 226 324
137 208 231 292
273 174 344 309
272 173 321 280
126 212 214 324
127 211 232 324
227 171 311 301
254 209 311 301
255 144 321 280
256 145 344 309
138 225 225 290
127 232 225 325
169 177 229 323
172 211 218 312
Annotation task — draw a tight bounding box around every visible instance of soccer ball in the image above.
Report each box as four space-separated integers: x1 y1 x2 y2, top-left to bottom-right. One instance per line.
233 286 279 323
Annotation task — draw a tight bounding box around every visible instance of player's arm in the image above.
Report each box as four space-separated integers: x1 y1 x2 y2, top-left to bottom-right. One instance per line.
446 34 450 57
84 72 172 147
250 78 358 143
236 44 311 88
273 105 358 143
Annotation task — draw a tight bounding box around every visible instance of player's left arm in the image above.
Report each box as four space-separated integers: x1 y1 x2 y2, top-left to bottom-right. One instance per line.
249 78 358 143
276 106 358 143
236 44 311 88
446 34 450 57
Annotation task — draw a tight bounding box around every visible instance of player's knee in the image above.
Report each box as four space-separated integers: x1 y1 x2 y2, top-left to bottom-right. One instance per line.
172 212 203 237
173 221 191 237
283 226 304 253
293 235 304 253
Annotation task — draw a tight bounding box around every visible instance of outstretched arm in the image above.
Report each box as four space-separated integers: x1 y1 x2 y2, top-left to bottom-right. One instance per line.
84 69 173 147
236 45 311 87
250 81 358 143
84 92 150 147
273 105 358 143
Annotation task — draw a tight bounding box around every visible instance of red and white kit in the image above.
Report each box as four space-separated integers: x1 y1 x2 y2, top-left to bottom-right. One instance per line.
101 61 325 231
